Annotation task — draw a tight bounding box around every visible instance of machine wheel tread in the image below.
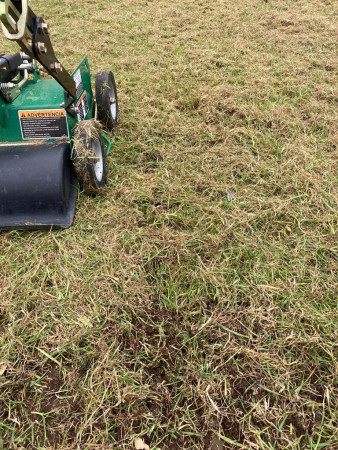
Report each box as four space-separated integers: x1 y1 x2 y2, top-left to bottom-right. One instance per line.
95 70 118 132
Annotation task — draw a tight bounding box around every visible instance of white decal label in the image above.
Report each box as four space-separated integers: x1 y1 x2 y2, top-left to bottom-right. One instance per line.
73 68 83 98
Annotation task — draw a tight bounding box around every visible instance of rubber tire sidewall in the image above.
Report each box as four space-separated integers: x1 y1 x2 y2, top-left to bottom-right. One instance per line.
95 70 118 132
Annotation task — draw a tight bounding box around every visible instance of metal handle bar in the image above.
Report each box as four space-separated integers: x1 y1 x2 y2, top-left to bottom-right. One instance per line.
0 0 77 109
0 0 29 40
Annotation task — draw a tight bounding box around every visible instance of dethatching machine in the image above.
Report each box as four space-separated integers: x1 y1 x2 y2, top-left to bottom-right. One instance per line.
0 0 118 229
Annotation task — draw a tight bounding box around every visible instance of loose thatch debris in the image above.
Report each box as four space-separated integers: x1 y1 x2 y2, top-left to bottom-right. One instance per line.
71 119 104 193
71 119 102 169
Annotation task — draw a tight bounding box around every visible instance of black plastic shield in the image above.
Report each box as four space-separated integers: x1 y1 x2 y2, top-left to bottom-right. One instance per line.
0 141 78 230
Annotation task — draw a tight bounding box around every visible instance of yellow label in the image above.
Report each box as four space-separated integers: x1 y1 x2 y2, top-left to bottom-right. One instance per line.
19 110 66 119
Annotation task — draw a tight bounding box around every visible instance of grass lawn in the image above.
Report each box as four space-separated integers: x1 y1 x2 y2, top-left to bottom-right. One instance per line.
0 0 337 448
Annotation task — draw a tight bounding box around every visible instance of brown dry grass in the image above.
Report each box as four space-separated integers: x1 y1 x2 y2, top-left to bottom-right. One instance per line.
71 119 104 193
0 0 337 448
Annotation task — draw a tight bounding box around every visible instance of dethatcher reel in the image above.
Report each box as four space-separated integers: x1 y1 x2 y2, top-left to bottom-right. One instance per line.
0 0 118 229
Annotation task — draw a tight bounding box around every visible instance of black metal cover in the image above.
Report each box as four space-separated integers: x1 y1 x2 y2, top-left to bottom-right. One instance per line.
0 141 78 230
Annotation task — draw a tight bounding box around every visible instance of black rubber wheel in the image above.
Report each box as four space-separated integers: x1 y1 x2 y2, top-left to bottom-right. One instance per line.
71 120 107 194
95 70 118 132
